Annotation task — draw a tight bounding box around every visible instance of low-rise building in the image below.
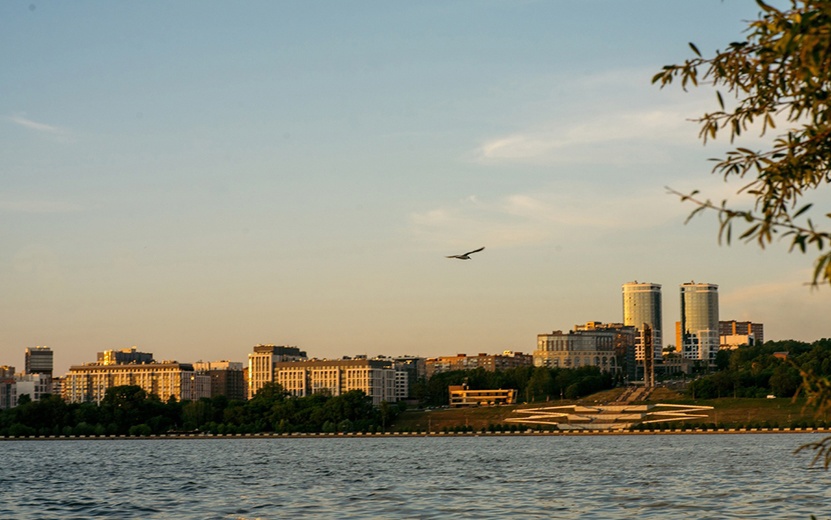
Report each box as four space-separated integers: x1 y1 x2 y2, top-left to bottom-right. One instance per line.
448 384 517 407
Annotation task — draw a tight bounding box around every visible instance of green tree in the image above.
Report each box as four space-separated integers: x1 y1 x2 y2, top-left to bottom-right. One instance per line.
655 0 831 479
525 367 554 403
653 0 831 285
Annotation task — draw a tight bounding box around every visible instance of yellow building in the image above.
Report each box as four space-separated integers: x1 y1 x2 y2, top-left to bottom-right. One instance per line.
448 384 517 407
273 358 396 405
63 361 210 404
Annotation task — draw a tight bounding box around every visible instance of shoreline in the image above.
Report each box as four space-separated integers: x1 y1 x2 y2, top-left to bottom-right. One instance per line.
3 426 829 440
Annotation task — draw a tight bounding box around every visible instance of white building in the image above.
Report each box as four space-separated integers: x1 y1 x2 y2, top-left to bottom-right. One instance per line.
622 282 663 361
0 373 53 409
678 282 720 362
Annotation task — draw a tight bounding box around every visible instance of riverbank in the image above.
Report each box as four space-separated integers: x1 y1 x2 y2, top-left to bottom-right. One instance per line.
2 425 829 440
393 393 825 433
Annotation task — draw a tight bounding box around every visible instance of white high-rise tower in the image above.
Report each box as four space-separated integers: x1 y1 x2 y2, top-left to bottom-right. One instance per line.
679 282 720 362
622 282 663 361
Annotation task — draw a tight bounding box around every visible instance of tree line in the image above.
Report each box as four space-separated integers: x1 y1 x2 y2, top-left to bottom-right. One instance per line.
0 383 403 438
688 339 831 399
412 365 616 407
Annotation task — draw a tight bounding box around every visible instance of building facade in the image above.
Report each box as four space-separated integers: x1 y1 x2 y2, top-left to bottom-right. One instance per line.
25 346 54 377
678 282 720 362
13 373 53 404
622 282 663 361
391 356 426 400
425 351 533 378
247 345 307 399
448 384 517 407
534 328 619 372
272 358 396 405
63 361 211 404
0 372 15 410
719 320 764 346
97 346 153 366
193 361 246 401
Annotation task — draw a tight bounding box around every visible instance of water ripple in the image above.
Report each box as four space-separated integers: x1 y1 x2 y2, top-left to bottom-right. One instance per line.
0 434 827 519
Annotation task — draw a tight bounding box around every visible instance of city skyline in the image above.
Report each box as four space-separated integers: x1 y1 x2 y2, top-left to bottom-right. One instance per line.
3 2 830 377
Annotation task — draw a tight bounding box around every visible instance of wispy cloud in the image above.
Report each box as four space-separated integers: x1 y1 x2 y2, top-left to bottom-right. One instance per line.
473 109 698 165
8 114 64 134
410 188 690 249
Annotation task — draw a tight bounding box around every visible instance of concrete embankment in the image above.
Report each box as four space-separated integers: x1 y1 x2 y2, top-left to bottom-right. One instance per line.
2 427 830 440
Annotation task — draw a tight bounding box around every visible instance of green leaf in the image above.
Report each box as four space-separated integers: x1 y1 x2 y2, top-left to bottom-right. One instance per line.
689 42 701 57
793 203 813 218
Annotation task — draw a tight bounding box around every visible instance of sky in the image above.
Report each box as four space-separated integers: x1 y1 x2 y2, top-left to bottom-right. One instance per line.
2 1 830 376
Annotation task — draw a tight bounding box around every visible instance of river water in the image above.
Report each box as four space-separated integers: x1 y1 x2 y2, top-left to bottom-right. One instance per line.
1 433 829 519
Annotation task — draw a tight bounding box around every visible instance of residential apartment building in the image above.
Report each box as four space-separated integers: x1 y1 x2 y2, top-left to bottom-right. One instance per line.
534 328 619 372
622 282 663 361
193 361 246 401
425 351 533 378
13 373 52 403
0 347 57 409
719 320 764 348
247 345 307 399
391 356 426 399
677 282 720 362
273 358 396 405
63 360 211 404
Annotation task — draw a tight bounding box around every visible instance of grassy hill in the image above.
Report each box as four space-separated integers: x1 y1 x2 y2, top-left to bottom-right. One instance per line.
390 390 823 432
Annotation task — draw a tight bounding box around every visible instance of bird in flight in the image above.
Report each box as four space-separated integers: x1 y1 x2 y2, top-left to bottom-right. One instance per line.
446 246 485 260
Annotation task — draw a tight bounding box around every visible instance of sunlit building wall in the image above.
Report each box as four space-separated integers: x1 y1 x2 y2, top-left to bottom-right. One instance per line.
534 329 618 372
679 282 720 361
425 351 533 378
63 362 210 404
247 345 307 399
622 282 663 360
97 347 153 366
719 320 764 344
273 358 396 405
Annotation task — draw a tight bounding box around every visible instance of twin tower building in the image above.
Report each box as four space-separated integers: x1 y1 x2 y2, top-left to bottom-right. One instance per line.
622 281 720 362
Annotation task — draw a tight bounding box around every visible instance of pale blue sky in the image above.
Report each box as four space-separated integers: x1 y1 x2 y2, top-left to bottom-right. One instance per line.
2 1 829 374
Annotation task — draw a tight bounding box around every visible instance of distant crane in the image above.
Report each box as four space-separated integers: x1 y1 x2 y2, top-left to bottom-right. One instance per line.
446 246 485 260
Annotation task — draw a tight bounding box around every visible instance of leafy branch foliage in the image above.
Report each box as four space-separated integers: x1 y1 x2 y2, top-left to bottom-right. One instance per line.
653 0 831 285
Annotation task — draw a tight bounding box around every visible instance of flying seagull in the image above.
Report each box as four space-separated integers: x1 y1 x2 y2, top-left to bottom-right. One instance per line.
446 246 485 260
